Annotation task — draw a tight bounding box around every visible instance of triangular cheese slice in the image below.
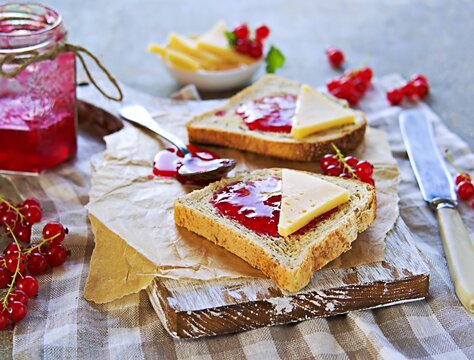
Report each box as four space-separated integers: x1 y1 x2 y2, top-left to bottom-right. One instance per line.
278 169 349 237
291 85 356 139
196 22 255 65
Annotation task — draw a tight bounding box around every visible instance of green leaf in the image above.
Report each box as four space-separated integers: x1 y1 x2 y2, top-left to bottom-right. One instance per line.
265 45 285 74
224 30 237 46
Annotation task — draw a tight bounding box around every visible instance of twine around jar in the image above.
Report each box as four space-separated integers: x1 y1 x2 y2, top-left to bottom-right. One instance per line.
0 42 123 101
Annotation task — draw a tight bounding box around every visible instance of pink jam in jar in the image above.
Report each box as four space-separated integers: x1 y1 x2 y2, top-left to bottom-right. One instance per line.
0 3 77 173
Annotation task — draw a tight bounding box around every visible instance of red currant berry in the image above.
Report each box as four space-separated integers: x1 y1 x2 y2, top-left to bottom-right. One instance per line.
402 82 417 99
16 276 39 298
326 79 341 92
255 25 270 41
235 38 250 54
12 222 32 243
42 222 67 245
456 181 474 200
326 47 345 68
5 252 28 273
339 172 353 179
413 80 429 98
338 78 356 97
362 177 375 186
346 93 360 107
248 41 263 59
7 301 27 323
0 313 8 330
46 245 68 267
4 242 23 256
0 268 12 288
233 24 249 40
27 253 48 276
7 289 29 306
355 161 374 179
455 173 472 185
320 154 339 171
0 200 10 212
22 205 42 224
19 198 41 211
354 79 368 95
387 88 404 106
357 67 373 83
344 156 359 168
1 210 17 231
325 165 342 177
410 74 428 85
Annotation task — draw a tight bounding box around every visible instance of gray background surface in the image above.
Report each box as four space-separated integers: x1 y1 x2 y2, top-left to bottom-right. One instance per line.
1 0 473 357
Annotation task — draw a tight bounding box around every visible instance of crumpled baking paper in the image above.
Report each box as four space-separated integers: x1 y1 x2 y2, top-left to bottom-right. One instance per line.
85 107 399 303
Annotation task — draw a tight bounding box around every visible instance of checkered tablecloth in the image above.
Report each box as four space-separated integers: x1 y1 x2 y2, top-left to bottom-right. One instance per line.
3 74 473 359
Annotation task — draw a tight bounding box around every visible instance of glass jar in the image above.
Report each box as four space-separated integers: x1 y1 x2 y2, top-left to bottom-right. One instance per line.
0 3 77 174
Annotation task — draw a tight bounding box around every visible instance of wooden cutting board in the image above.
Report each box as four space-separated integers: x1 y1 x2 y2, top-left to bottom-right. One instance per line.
77 83 429 340
147 218 429 339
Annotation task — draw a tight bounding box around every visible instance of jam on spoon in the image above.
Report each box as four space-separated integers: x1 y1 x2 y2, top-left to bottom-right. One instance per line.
119 105 236 184
153 145 236 185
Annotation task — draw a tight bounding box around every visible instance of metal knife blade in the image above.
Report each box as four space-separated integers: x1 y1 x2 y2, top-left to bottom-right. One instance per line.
399 109 457 206
400 109 474 313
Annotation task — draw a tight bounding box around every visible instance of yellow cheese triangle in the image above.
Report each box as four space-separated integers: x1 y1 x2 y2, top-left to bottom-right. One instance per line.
291 85 356 139
278 169 350 237
196 22 255 65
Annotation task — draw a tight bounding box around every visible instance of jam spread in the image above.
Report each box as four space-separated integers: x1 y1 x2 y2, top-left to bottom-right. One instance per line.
235 95 297 133
153 145 220 183
211 177 335 237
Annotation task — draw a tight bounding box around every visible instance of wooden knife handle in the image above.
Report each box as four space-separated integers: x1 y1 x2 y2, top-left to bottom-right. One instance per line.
436 206 474 313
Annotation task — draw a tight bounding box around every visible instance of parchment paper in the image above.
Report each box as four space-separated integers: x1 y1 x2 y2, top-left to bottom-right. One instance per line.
85 106 399 303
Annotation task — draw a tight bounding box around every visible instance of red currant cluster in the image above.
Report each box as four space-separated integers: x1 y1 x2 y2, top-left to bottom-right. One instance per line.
229 24 270 59
0 196 69 329
386 74 429 106
325 47 345 68
445 150 474 208
320 145 375 186
326 67 374 107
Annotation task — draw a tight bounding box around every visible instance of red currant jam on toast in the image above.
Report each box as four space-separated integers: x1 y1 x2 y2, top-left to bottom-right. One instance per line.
235 95 296 133
211 177 335 237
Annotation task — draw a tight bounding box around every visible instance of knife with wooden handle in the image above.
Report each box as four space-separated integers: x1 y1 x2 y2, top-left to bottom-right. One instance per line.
400 109 474 313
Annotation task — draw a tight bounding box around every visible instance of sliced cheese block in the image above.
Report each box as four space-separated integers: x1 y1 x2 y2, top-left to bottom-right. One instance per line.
291 85 356 139
163 48 201 71
168 34 223 68
278 169 349 237
196 21 256 65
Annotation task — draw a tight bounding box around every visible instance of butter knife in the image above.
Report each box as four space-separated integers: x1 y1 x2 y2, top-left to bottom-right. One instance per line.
400 109 474 313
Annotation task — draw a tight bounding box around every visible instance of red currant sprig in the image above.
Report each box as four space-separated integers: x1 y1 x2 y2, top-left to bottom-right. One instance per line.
0 195 70 330
445 149 474 202
1 228 28 327
320 145 375 186
386 74 429 106
229 23 270 59
325 47 345 69
0 196 43 243
326 66 374 107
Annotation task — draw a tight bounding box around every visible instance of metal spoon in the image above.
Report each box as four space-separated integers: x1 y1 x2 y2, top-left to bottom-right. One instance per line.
119 104 236 183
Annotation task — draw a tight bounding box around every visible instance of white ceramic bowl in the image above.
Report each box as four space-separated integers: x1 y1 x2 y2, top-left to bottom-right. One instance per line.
164 60 262 92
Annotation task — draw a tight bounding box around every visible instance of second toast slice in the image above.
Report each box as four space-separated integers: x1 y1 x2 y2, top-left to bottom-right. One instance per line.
186 75 367 162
